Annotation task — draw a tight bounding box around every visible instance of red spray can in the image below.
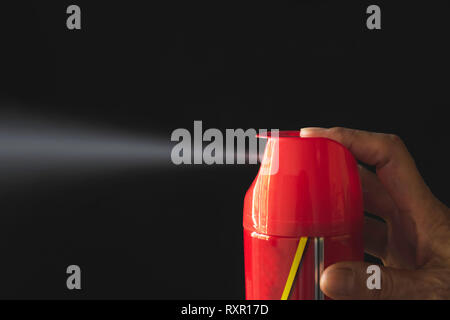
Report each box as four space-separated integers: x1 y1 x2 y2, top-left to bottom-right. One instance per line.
243 131 363 300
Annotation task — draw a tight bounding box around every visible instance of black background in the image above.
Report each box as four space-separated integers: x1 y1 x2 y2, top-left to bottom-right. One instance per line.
0 1 448 299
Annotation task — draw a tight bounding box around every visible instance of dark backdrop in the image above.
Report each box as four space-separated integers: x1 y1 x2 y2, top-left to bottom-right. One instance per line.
0 1 448 299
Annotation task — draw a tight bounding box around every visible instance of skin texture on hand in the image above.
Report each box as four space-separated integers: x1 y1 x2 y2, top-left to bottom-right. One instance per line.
300 127 450 300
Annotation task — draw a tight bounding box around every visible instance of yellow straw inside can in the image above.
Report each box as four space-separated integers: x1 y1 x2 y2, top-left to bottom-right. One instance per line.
281 237 308 300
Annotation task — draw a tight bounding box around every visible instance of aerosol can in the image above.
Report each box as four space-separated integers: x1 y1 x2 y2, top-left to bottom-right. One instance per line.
243 131 363 300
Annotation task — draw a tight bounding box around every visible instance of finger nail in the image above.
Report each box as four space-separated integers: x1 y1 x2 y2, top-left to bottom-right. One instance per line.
321 267 355 297
300 127 326 137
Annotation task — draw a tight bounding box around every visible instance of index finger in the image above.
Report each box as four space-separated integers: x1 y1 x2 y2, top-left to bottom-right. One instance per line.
300 127 433 217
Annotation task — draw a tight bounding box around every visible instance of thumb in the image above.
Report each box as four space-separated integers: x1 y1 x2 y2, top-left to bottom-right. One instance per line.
320 261 425 300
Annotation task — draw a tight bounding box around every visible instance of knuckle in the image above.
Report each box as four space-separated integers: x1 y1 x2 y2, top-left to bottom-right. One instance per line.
375 134 404 162
386 134 403 146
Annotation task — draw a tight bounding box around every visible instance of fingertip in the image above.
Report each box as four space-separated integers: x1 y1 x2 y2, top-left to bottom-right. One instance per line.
320 264 356 299
300 127 327 137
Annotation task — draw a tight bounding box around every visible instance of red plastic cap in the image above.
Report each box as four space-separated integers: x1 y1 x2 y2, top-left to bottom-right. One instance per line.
243 131 363 237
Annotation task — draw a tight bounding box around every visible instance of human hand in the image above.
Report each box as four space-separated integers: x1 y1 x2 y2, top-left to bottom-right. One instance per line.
300 127 450 299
